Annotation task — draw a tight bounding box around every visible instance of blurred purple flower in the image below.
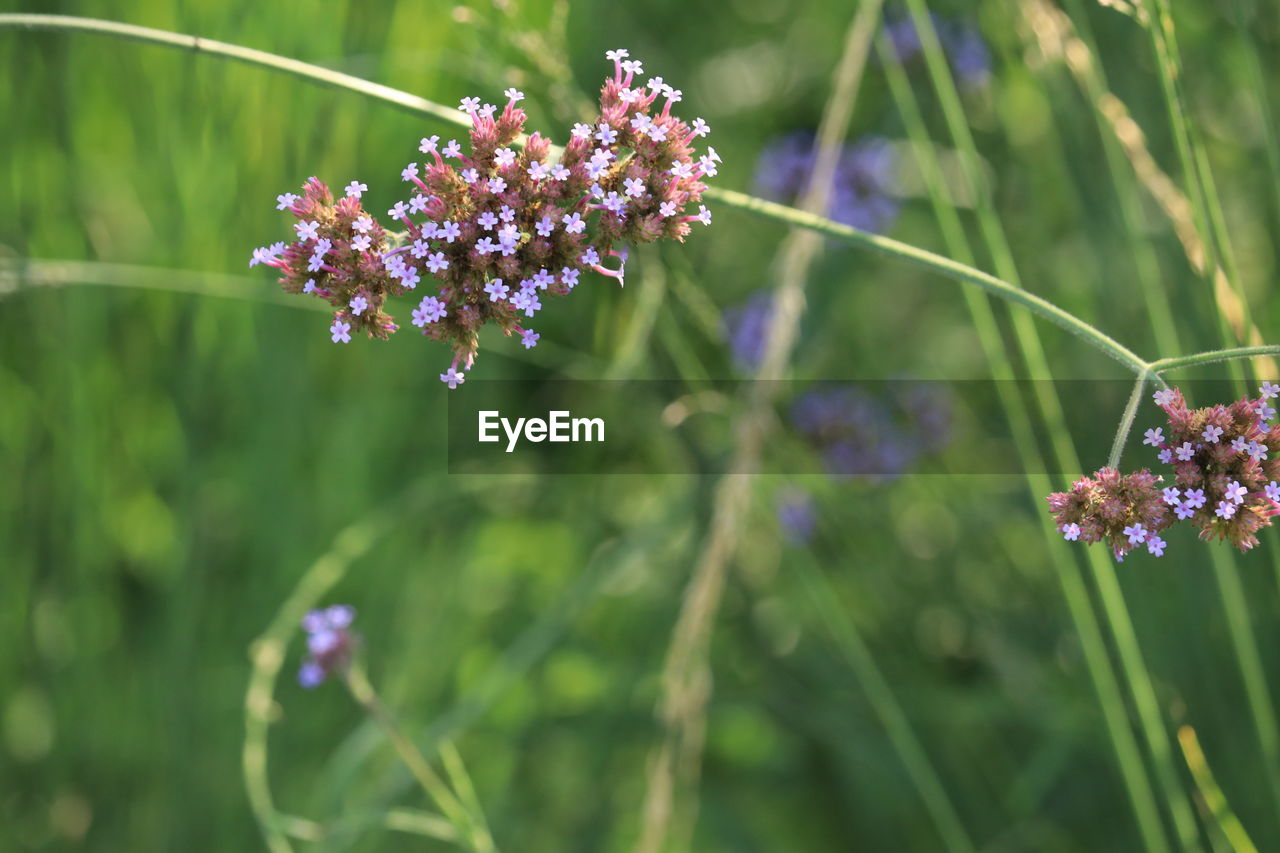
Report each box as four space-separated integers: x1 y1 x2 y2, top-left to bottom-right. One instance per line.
882 8 991 88
298 604 357 688
722 291 774 373
790 383 953 481
776 489 817 545
753 132 900 234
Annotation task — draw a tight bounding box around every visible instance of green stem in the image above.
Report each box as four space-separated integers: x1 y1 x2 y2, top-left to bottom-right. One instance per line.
1108 371 1152 470
1150 347 1280 375
0 13 467 128
343 663 495 853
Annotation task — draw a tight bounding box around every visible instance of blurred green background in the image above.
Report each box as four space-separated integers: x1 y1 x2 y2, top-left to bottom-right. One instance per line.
4 0 1280 850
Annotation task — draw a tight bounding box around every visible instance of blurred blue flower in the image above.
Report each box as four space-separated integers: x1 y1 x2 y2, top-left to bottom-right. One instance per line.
882 8 991 88
753 132 901 234
776 489 817 545
722 290 774 373
298 604 357 688
790 383 953 481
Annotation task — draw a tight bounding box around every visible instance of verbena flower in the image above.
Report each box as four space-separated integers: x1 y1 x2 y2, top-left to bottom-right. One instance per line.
251 50 716 386
1145 386 1280 551
298 604 357 688
753 132 899 233
1046 467 1172 560
1049 384 1280 558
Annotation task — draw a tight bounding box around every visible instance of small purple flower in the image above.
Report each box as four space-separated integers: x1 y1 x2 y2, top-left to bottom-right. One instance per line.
1061 523 1080 541
351 235 372 252
1183 488 1207 509
477 210 498 230
1123 523 1147 545
349 295 368 316
1249 441 1269 461
1158 449 1173 464
536 215 555 237
494 147 517 168
520 329 540 349
330 320 351 343
426 252 450 274
344 180 368 198
1161 487 1180 505
1267 482 1280 503
487 177 507 194
1146 535 1167 557
1257 400 1277 421
439 221 462 243
1216 500 1238 520
440 368 465 389
401 163 419 181
1175 503 1196 520
1202 424 1224 443
276 192 300 210
581 247 601 266
623 177 646 198
295 220 320 241
532 268 555 290
1231 437 1249 453
563 212 585 234
1153 389 1176 406
485 279 509 301
1225 481 1248 504
414 295 448 325
1262 382 1280 400
443 139 462 159
1142 428 1164 447
561 268 580 289
1174 442 1196 462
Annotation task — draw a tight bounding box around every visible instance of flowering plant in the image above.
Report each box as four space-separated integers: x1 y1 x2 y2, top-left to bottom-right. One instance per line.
250 50 717 387
1049 383 1280 558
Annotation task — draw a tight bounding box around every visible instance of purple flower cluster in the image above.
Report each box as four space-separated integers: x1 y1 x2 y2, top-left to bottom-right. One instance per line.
1049 383 1280 558
1046 468 1172 560
251 50 717 386
1146 385 1280 551
297 604 357 688
882 8 991 88
753 133 900 234
790 384 951 481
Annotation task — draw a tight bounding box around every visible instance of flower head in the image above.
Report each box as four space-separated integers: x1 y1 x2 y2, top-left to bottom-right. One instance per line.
1047 467 1172 560
298 605 357 687
252 53 715 384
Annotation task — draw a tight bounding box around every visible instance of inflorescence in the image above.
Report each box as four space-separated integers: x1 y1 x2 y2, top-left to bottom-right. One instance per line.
1048 384 1280 559
298 604 358 688
250 50 717 387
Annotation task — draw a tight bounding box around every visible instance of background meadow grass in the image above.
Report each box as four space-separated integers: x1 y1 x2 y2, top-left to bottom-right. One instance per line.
4 0 1280 850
